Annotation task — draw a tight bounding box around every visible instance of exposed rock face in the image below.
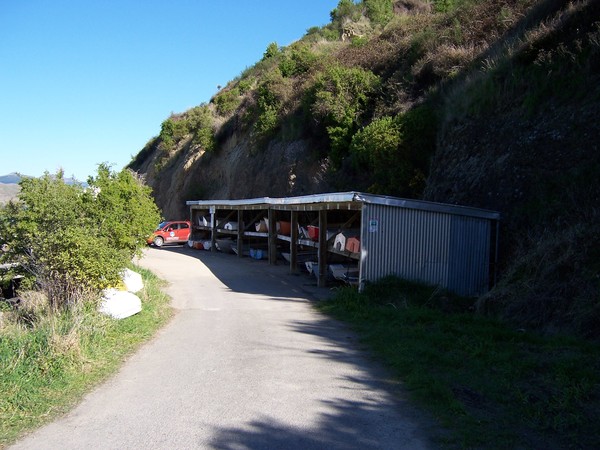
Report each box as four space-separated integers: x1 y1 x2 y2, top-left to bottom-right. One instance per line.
133 131 331 220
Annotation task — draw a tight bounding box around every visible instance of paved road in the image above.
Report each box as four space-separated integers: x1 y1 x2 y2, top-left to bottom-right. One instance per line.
11 247 432 449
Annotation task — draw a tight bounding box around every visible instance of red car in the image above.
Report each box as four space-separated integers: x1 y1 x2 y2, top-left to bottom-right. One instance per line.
147 221 191 247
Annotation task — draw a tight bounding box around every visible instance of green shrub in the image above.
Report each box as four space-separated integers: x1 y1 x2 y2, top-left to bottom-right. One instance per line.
183 105 216 151
308 63 380 165
0 167 160 308
350 115 400 167
237 77 255 94
158 117 190 151
262 42 280 60
252 69 293 142
349 104 437 196
351 35 369 47
278 56 297 78
432 0 464 14
330 0 363 27
349 116 406 193
365 0 393 27
320 25 342 41
213 88 241 115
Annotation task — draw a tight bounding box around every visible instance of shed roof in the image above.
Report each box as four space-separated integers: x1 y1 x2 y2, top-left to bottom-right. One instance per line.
186 191 500 220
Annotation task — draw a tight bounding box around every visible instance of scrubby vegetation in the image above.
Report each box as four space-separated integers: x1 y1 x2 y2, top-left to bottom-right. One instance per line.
0 166 160 307
129 0 600 339
0 266 172 447
0 166 167 445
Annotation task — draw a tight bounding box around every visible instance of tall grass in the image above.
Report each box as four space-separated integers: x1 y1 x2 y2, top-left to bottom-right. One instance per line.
0 265 172 447
318 277 600 448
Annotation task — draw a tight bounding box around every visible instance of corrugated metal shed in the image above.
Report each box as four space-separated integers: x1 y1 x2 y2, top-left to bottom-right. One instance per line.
186 192 500 297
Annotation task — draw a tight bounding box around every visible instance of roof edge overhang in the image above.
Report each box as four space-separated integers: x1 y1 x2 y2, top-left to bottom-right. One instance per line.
186 191 500 220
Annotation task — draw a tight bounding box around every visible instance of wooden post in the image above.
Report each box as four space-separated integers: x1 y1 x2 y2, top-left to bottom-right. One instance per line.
210 206 217 252
237 209 244 258
318 209 327 287
290 210 298 273
268 208 277 265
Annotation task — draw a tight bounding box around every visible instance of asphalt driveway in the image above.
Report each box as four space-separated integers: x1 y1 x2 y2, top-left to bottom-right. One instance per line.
11 247 432 449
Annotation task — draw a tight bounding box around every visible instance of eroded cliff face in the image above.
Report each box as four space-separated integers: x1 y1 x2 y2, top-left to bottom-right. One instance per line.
134 130 331 220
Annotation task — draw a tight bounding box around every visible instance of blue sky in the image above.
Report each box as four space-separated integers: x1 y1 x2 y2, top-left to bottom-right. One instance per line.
0 1 336 181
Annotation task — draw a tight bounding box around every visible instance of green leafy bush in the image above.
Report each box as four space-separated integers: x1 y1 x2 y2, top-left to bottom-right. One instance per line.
330 0 363 28
213 88 241 115
184 105 215 151
262 42 280 60
252 70 293 142
349 105 437 196
365 0 393 26
309 63 380 165
279 44 319 77
158 117 190 151
0 166 161 308
237 77 255 94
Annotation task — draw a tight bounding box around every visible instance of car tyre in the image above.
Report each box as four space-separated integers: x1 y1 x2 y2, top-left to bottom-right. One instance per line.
153 236 164 247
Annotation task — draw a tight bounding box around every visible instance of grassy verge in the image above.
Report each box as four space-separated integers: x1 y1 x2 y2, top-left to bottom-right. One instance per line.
317 277 600 449
0 265 172 448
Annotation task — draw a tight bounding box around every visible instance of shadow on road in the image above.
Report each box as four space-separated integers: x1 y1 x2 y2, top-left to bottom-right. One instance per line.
156 245 335 301
208 398 424 450
149 245 437 449
207 316 436 449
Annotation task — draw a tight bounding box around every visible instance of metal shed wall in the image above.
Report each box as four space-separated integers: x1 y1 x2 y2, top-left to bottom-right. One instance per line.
360 203 492 297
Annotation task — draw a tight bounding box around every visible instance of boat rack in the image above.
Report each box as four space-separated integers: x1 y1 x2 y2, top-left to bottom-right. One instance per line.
187 191 501 295
187 195 363 287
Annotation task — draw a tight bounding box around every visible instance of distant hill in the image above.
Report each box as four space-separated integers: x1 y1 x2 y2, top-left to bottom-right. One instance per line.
0 173 86 186
0 173 23 184
0 183 20 204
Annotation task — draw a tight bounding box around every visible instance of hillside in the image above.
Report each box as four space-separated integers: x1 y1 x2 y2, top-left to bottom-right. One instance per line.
0 183 20 204
129 0 600 338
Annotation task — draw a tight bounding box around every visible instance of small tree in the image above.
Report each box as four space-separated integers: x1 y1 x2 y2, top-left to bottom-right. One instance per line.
262 42 280 60
86 163 161 257
365 0 394 27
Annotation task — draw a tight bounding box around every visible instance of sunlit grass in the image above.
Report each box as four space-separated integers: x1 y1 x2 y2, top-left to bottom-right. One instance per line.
0 265 172 447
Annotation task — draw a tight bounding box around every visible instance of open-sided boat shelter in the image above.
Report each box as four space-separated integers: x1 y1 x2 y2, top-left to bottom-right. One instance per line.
186 192 500 297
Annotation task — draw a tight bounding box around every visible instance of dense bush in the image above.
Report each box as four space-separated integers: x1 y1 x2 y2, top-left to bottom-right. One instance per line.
252 69 294 143
348 104 437 196
308 63 380 166
278 44 319 77
0 166 161 308
349 115 404 191
186 105 215 151
330 0 364 29
364 0 393 26
262 42 280 60
213 88 241 116
158 117 190 151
